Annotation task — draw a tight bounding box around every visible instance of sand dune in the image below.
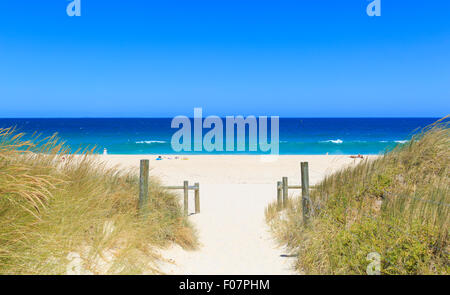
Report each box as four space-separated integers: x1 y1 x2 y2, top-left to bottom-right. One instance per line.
104 154 377 274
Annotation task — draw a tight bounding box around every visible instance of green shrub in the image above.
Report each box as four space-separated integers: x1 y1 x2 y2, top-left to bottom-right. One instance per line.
266 118 449 274
0 128 197 274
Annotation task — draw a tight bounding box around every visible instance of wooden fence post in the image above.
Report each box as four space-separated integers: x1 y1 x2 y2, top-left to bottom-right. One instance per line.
277 181 282 210
183 180 189 216
282 176 288 208
139 159 149 217
194 182 200 214
301 162 310 224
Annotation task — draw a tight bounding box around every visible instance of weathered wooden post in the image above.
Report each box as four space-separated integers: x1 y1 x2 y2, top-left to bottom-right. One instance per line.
138 159 149 217
277 181 282 210
194 182 200 214
183 180 189 216
301 162 310 224
282 176 288 208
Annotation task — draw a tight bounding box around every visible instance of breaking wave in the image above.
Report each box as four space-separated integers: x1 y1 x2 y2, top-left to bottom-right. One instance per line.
321 139 343 144
135 140 167 144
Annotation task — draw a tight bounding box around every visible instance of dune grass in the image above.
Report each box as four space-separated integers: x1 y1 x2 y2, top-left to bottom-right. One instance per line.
266 119 449 274
0 128 196 274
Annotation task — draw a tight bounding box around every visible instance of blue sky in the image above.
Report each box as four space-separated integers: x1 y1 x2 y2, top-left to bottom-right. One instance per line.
0 0 449 117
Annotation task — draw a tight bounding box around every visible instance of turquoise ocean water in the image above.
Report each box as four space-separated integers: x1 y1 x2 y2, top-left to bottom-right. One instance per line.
0 118 440 155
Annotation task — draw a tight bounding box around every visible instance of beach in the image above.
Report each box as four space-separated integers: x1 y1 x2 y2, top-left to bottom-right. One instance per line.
103 154 378 274
2 0 447 277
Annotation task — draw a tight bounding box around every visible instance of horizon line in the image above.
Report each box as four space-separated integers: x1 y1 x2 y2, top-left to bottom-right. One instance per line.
0 116 444 119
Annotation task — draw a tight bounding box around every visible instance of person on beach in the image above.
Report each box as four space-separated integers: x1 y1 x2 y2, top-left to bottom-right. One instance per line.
350 154 363 159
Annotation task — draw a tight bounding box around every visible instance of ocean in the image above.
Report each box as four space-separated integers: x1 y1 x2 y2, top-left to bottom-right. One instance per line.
0 118 440 155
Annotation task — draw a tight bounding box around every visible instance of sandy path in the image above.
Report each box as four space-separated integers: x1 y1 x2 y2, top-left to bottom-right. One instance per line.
104 155 376 274
158 183 296 275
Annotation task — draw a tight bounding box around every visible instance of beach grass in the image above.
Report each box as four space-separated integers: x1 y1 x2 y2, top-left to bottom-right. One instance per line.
0 128 196 274
266 118 449 274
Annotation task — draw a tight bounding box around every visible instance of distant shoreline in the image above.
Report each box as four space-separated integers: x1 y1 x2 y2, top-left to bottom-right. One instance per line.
98 153 380 156
101 154 379 185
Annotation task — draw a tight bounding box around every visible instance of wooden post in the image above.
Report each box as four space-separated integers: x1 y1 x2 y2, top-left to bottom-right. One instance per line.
138 159 149 217
194 182 200 214
277 181 282 210
282 176 288 208
183 180 189 216
301 162 310 224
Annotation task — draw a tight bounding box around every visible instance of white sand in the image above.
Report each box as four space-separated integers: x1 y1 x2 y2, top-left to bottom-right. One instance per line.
103 154 377 274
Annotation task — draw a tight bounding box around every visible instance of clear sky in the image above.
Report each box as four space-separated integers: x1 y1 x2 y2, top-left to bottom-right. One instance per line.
0 0 449 117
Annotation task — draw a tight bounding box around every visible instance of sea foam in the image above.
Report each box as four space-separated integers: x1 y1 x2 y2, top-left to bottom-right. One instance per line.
135 140 167 144
321 139 343 144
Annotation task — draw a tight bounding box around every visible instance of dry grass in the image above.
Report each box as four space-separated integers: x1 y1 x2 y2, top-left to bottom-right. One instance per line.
266 118 449 274
0 128 197 274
